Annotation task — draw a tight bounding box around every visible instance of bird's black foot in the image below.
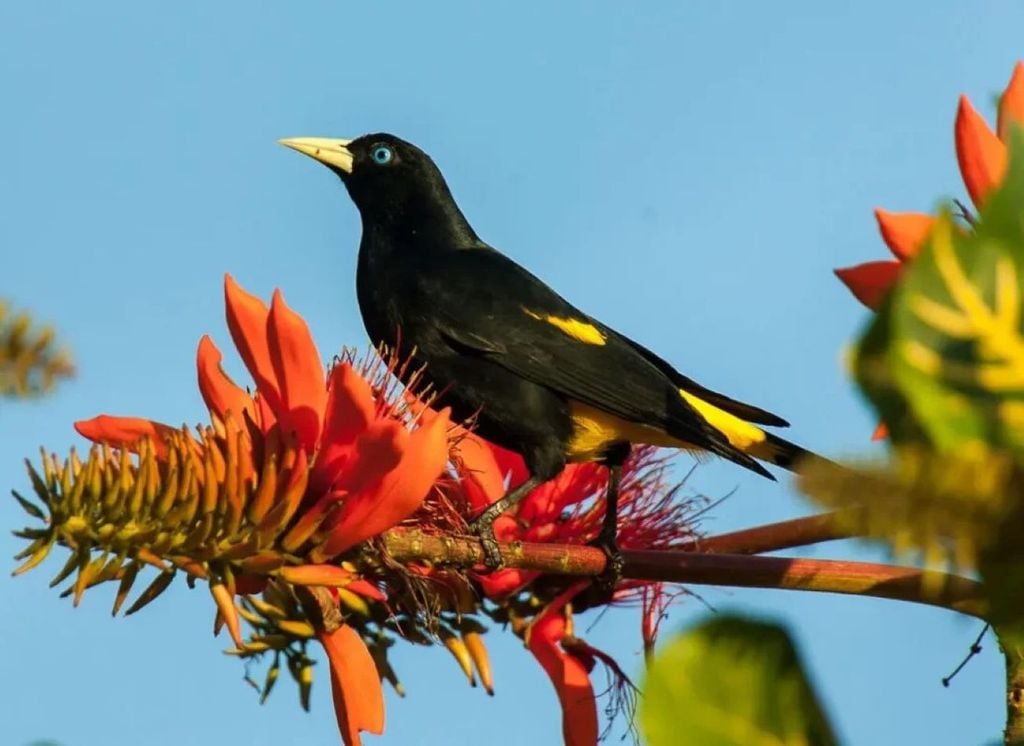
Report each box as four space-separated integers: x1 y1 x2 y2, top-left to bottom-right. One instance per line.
469 513 505 570
468 474 544 571
587 526 623 598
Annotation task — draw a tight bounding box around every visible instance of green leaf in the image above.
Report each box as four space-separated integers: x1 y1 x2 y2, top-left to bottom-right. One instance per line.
855 127 1024 453
640 614 837 746
798 449 1012 580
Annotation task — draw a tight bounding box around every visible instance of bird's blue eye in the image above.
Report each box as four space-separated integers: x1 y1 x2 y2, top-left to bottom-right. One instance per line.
371 145 394 165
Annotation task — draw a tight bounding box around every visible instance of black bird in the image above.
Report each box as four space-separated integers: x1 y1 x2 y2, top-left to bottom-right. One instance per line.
279 133 817 568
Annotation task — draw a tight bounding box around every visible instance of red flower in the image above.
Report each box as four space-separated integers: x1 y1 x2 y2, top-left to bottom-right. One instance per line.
453 433 697 745
836 61 1024 310
835 63 1024 442
75 275 452 746
526 583 600 746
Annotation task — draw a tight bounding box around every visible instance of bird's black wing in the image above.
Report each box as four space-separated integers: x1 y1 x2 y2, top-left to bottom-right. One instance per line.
613 335 789 427
414 248 758 466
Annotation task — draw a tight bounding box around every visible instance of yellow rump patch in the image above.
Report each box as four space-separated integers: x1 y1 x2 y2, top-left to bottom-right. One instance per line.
522 308 606 346
567 401 694 462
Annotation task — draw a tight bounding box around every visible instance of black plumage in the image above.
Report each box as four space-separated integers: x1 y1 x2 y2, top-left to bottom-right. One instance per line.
280 133 817 566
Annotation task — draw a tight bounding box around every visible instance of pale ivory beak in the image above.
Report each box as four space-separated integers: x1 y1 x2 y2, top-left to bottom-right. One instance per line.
278 137 354 173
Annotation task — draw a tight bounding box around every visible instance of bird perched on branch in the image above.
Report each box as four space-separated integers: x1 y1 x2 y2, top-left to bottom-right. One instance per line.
280 133 818 570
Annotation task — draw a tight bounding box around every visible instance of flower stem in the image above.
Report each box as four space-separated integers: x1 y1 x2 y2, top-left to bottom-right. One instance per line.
381 530 986 619
681 510 860 554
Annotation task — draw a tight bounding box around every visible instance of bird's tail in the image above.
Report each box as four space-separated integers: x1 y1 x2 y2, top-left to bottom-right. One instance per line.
755 433 829 474
677 389 827 476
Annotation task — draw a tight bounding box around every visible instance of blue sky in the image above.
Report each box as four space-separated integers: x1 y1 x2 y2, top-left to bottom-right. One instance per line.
1 2 1021 744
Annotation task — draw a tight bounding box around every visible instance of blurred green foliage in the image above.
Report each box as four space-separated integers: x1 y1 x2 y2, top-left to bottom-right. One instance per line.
640 614 836 746
801 127 1024 628
0 300 73 399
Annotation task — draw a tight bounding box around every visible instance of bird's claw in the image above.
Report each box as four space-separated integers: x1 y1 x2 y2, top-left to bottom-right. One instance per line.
469 515 505 570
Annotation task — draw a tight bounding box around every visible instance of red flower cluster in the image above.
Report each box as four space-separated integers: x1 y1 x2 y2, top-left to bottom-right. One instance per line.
76 275 452 745
46 275 697 746
836 61 1024 310
833 62 1024 440
454 432 699 745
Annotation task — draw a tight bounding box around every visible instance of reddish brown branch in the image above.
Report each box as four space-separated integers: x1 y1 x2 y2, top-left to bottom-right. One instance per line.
382 530 986 619
682 511 860 555
623 549 985 618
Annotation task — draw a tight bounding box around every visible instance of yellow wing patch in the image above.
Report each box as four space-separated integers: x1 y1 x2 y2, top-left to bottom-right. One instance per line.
522 308 606 346
679 390 768 453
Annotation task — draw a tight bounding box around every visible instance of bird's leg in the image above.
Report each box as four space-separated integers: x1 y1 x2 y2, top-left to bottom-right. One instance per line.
588 463 624 594
469 474 543 569
588 444 629 596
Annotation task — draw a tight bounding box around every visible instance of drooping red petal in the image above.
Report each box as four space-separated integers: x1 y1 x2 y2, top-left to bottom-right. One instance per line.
309 364 378 498
455 429 506 505
871 422 888 441
321 409 451 556
956 95 1008 208
196 335 256 423
834 261 903 310
874 209 934 262
319 625 385 746
267 289 327 455
223 274 282 418
527 593 598 746
998 61 1024 141
74 415 177 457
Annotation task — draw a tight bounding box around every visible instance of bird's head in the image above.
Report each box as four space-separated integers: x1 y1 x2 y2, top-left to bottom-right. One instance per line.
278 133 476 245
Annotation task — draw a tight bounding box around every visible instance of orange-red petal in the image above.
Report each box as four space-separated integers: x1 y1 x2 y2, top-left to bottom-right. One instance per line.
224 275 282 418
455 429 506 506
196 335 256 423
345 579 387 603
476 567 537 599
998 61 1024 141
527 601 598 746
874 209 934 262
328 420 406 499
268 289 327 455
321 408 451 557
956 95 1008 208
74 415 177 457
309 364 378 497
319 625 385 746
834 261 903 310
871 422 888 441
